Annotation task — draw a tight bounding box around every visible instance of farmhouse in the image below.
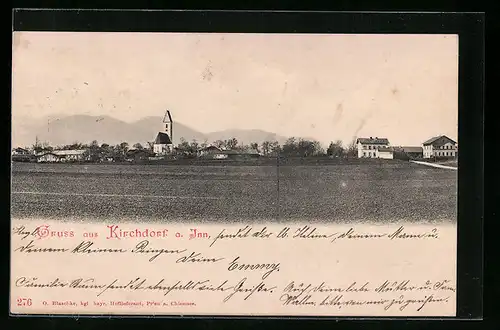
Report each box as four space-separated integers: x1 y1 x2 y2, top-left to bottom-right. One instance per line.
376 147 394 159
36 152 59 163
198 145 222 158
422 135 457 159
153 110 174 156
12 147 30 156
36 150 88 163
356 137 390 158
12 147 35 162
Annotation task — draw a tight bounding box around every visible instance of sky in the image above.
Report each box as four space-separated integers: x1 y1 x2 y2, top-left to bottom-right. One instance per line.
12 32 458 146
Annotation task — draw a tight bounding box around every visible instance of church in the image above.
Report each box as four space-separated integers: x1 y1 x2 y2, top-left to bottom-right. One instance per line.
153 110 174 155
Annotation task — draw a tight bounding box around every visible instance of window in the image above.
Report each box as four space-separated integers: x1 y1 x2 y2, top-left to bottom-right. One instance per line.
368 146 371 150
363 152 366 157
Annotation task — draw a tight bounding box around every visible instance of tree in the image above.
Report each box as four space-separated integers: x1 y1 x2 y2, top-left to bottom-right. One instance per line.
69 141 83 150
225 138 238 150
297 139 317 157
282 137 298 156
270 141 281 156
88 140 101 162
346 139 358 158
312 141 325 156
250 142 259 151
133 143 144 150
176 138 194 157
190 139 199 153
178 138 190 151
119 142 129 152
213 140 225 149
261 141 271 156
200 139 209 149
146 141 154 151
237 143 250 152
34 141 52 153
327 140 344 157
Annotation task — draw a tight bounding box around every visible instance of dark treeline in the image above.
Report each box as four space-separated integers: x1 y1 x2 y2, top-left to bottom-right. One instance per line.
21 136 358 161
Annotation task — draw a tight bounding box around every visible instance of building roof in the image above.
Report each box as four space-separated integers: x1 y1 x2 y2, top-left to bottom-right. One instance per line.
378 147 394 152
154 132 172 144
36 152 58 157
36 150 86 157
200 146 221 151
162 110 173 123
400 146 423 153
422 135 456 146
356 137 390 145
53 150 86 156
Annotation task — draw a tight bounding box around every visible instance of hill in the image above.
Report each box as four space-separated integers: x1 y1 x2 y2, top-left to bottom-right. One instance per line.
11 114 291 148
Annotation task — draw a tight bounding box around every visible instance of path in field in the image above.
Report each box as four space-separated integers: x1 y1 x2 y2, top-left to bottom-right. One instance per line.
11 162 458 223
410 160 458 170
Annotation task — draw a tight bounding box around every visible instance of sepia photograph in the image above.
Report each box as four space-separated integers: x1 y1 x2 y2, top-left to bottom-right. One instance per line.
11 32 458 224
11 28 464 317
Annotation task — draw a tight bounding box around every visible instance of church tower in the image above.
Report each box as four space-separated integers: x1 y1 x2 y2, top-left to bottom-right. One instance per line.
163 110 173 142
153 110 174 156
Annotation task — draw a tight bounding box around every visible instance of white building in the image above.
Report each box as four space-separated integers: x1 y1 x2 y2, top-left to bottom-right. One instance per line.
12 147 30 155
36 149 87 163
356 137 390 158
153 132 173 155
153 110 174 156
36 152 59 163
198 146 222 158
422 135 457 159
376 147 394 159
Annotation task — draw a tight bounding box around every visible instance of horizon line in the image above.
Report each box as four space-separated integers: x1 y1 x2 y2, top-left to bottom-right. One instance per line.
12 113 456 147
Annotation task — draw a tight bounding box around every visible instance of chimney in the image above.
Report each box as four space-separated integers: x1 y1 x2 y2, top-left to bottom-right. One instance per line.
370 137 372 139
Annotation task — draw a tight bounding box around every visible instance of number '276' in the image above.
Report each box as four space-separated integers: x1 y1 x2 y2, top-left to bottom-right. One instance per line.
16 298 32 306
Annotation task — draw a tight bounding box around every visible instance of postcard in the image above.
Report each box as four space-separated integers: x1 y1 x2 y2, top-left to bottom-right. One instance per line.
11 32 458 316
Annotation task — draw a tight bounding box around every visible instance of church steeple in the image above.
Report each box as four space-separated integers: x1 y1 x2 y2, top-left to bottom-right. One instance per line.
163 110 173 142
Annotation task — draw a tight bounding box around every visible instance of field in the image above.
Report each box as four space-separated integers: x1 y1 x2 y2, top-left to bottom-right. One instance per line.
10 161 457 223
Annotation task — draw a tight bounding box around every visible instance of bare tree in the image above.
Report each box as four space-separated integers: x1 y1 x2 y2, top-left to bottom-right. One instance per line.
261 141 271 156
213 139 225 149
327 140 344 157
346 139 358 158
225 138 238 150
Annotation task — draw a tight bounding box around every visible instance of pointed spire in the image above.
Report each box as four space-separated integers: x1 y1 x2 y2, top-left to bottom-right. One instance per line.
163 110 173 123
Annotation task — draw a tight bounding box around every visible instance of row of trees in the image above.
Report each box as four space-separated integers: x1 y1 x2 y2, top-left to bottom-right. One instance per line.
175 137 357 157
29 137 358 159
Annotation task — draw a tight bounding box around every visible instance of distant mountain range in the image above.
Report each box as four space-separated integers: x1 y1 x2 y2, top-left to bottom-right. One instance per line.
11 114 293 148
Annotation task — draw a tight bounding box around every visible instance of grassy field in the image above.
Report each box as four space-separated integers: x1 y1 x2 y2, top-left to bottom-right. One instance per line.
10 161 457 223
